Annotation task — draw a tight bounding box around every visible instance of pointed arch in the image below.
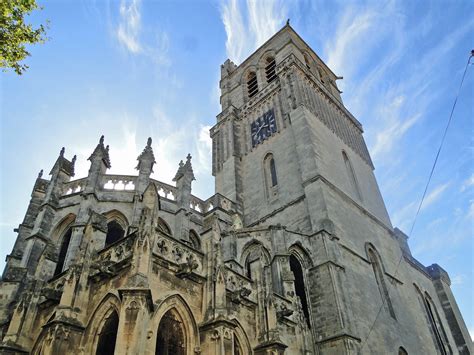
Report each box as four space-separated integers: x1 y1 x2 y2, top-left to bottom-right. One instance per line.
189 229 201 250
263 152 278 200
157 217 172 235
289 254 311 328
365 243 396 319
231 319 252 355
288 243 313 268
150 294 199 355
240 240 271 280
398 346 408 355
342 150 362 201
103 209 129 246
50 213 76 243
54 226 73 276
81 293 122 355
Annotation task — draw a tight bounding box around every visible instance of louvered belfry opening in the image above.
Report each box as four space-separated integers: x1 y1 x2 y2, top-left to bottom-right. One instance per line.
247 72 258 98
265 57 276 83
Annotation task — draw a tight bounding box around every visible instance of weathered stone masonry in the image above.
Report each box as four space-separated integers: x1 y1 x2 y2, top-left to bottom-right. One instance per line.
0 24 472 355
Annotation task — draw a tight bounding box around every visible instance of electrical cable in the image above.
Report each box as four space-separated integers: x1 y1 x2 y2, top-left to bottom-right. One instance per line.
359 49 473 352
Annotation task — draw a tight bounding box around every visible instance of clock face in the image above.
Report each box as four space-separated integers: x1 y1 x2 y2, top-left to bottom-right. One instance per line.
251 109 277 147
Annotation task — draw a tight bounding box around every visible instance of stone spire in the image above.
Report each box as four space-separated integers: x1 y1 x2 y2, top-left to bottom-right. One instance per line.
49 147 76 178
173 153 195 182
135 137 156 195
173 154 195 210
84 135 110 194
87 135 111 169
136 137 155 172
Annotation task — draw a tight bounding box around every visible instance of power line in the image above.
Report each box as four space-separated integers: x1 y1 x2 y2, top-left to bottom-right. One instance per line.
360 49 473 352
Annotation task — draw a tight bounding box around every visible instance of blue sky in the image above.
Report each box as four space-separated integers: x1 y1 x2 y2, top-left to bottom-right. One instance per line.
1 0 472 337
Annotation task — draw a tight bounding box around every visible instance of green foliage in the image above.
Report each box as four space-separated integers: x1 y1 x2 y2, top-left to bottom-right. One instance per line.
0 0 48 75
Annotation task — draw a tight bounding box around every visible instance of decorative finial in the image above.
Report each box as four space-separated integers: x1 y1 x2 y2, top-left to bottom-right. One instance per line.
147 137 152 147
186 153 192 162
286 18 290 26
106 145 109 152
99 135 104 145
38 169 43 178
60 147 65 157
72 155 77 164
179 160 184 168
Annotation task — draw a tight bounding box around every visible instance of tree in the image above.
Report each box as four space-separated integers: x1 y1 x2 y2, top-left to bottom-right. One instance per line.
0 0 48 75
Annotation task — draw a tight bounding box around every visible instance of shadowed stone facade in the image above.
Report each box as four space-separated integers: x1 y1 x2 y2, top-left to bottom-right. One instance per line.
0 24 471 355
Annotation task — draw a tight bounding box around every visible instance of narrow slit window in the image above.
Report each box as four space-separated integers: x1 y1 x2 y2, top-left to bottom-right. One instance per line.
368 248 396 319
265 57 276 83
247 72 258 98
289 255 311 328
343 151 362 201
270 158 277 186
54 228 72 275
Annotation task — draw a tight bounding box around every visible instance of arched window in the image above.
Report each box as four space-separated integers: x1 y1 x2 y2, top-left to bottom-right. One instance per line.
398 346 408 355
289 255 311 328
96 310 119 355
54 227 72 276
105 220 125 246
265 57 276 83
189 230 200 250
263 153 278 199
247 71 258 98
242 243 270 281
342 151 362 201
423 294 451 354
367 247 396 319
157 218 172 235
234 335 242 355
156 310 186 355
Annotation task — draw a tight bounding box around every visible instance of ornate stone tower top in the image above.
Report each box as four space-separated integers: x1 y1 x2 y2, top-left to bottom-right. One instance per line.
211 23 388 229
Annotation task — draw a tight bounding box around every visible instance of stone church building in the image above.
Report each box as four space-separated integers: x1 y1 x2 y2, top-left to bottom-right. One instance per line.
0 24 471 354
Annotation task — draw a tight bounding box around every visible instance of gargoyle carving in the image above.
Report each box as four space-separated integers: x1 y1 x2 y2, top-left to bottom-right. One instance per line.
276 303 294 320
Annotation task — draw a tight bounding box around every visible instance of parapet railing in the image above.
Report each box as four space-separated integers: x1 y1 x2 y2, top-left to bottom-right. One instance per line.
62 175 238 214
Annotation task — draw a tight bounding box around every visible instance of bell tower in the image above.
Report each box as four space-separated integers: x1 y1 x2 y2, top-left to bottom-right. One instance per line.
212 23 391 231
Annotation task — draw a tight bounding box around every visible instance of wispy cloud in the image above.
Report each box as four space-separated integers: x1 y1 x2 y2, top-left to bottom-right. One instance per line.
117 0 142 53
220 0 288 63
114 0 170 66
461 173 474 192
392 182 450 230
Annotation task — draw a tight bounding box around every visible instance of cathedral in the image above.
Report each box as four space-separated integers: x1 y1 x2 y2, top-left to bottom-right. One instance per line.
0 24 471 354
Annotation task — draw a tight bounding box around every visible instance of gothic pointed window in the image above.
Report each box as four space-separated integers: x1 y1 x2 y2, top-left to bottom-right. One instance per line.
289 255 311 328
265 57 276 83
96 310 119 355
423 294 451 354
156 310 186 355
264 153 278 199
157 218 172 235
342 151 362 201
247 71 258 98
234 335 242 355
54 227 72 276
367 247 396 319
189 230 201 250
105 220 125 246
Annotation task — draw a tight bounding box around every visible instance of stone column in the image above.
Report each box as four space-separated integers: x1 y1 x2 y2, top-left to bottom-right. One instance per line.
116 289 154 355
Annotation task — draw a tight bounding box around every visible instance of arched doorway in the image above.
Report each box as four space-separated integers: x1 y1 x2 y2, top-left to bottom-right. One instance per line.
156 309 186 355
96 310 119 355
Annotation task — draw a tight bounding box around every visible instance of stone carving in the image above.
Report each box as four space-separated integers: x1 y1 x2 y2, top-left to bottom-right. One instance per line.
276 302 294 321
176 254 199 278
